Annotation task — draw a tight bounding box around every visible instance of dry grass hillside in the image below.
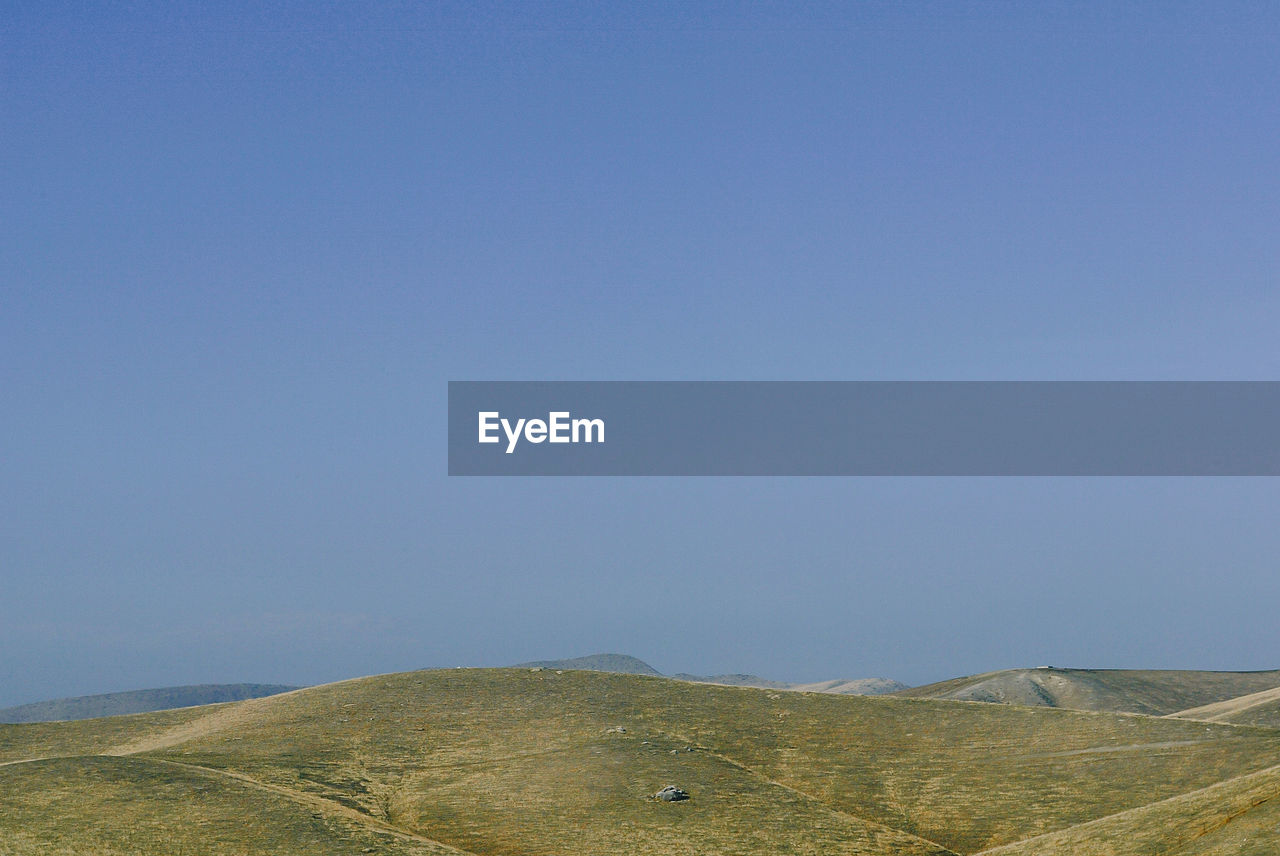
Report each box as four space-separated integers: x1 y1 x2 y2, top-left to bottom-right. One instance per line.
979 761 1280 856
1169 685 1280 729
3 668 1280 855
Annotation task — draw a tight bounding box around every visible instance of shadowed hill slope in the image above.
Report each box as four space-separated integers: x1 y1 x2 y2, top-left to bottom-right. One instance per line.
0 684 299 724
895 668 1280 715
6 669 1280 854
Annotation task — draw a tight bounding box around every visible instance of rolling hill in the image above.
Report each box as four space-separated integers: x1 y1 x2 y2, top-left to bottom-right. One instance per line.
517 652 907 695
0 683 300 724
4 667 1280 854
895 667 1280 715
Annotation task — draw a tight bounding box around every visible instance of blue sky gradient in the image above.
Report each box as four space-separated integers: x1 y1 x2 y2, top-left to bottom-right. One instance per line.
2 2 1279 705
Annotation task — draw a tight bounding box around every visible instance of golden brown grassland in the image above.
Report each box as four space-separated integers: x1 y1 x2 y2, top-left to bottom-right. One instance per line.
4 668 1280 855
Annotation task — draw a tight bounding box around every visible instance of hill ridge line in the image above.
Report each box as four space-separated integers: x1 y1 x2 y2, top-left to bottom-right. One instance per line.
973 759 1280 854
96 671 514 755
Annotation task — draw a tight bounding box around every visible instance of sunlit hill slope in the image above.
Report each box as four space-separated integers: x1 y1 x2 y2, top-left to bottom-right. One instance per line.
4 668 1280 855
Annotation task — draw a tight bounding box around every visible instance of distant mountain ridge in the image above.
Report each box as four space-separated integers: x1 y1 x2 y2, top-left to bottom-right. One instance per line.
514 654 662 675
0 683 299 724
514 653 907 696
895 667 1280 716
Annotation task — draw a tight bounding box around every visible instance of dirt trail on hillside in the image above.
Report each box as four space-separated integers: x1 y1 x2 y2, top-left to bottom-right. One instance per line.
0 756 53 768
1019 738 1218 759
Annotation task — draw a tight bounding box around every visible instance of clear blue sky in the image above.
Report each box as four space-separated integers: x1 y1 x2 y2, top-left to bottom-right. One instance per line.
3 2 1279 706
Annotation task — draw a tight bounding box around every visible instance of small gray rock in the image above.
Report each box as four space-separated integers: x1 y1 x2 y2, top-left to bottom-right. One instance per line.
653 785 689 802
